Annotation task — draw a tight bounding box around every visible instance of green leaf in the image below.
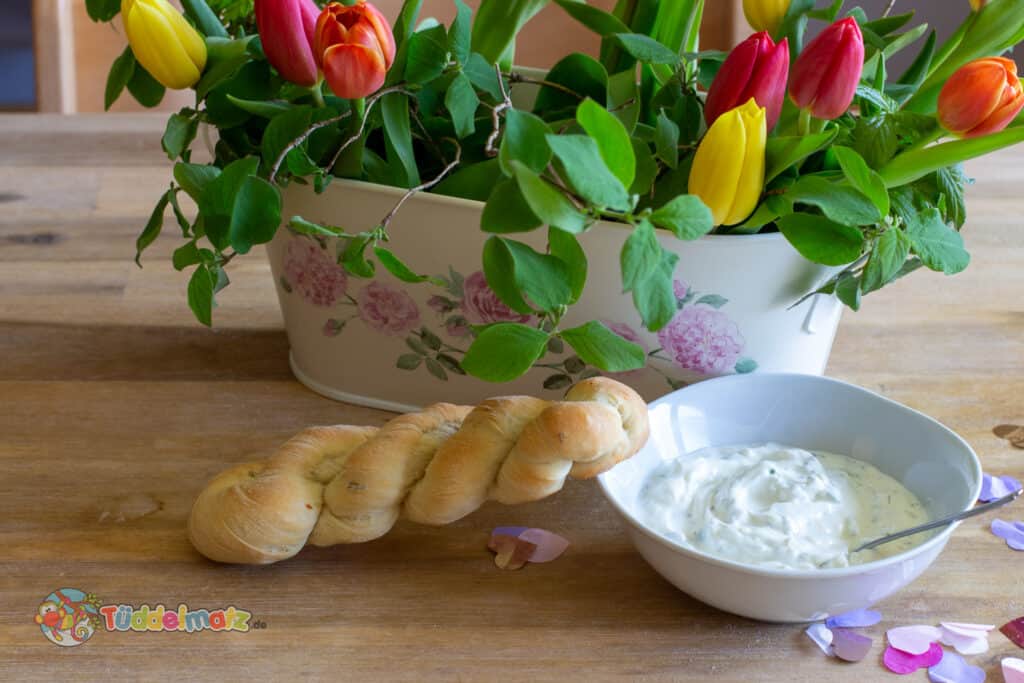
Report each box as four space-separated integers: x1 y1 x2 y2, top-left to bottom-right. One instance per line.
188 264 216 327
632 250 678 331
373 247 431 283
135 191 170 266
905 208 970 275
835 271 862 311
179 0 228 38
576 98 636 189
560 321 645 372
462 323 549 382
620 219 661 292
397 354 423 371
778 214 866 266
735 357 758 374
546 135 631 211
126 65 165 108
172 241 202 271
260 105 313 174
879 124 1024 188
471 0 549 64
174 163 221 202
104 47 135 110
85 0 120 22
226 95 295 118
548 227 587 303
862 228 911 293
509 162 588 233
613 33 681 65
381 93 422 186
487 237 574 311
464 53 505 100
533 53 608 115
765 131 837 183
445 71 480 139
195 37 254 100
341 236 376 278
449 0 473 64
288 217 350 238
394 0 424 46
553 0 631 35
832 146 891 218
435 158 504 201
630 138 659 196
405 24 449 84
499 109 552 174
650 195 714 240
696 294 728 309
229 176 282 254
480 179 542 233
162 112 199 161
482 238 533 313
198 156 259 250
654 112 679 169
787 176 882 226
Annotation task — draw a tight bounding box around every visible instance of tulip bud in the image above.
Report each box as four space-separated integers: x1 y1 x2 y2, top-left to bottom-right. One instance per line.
121 0 207 90
790 17 865 120
255 0 321 87
969 0 987 10
705 32 789 131
742 0 791 35
689 99 767 227
938 57 1024 138
315 1 396 100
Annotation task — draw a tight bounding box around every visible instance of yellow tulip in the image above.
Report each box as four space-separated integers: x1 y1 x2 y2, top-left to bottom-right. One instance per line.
688 99 767 227
122 0 207 89
743 0 791 35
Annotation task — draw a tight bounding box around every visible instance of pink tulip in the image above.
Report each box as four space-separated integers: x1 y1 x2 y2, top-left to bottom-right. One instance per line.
790 17 865 120
315 1 396 100
254 0 321 87
705 32 790 131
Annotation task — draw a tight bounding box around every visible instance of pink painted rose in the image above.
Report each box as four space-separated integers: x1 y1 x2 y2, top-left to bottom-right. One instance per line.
356 282 421 335
283 238 348 307
460 271 531 324
674 279 689 301
657 305 745 375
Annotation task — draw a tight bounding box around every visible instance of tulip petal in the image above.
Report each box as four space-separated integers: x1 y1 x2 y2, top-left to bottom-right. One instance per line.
322 43 387 100
360 1 397 68
725 100 767 225
151 0 207 73
704 33 762 127
256 0 319 86
939 60 1010 136
690 107 748 226
747 37 789 130
122 0 202 89
791 17 863 119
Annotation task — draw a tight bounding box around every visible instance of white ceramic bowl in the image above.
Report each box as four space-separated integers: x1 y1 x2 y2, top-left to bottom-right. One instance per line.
598 373 983 623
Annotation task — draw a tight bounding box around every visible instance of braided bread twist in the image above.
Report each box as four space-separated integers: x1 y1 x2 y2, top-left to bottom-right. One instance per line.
188 377 649 564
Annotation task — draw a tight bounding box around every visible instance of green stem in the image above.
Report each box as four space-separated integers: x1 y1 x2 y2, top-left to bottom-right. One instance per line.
310 84 326 108
799 108 812 137
879 124 1024 188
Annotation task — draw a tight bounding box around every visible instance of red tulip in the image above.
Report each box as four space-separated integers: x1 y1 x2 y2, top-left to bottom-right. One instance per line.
938 57 1024 138
705 32 790 131
315 1 396 100
790 17 865 120
255 0 321 87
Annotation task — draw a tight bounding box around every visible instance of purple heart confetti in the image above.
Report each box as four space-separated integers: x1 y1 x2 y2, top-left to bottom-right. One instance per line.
826 608 882 629
928 651 986 683
884 642 944 674
805 623 834 656
888 625 944 655
492 526 529 538
980 473 1023 503
991 519 1024 551
831 627 873 663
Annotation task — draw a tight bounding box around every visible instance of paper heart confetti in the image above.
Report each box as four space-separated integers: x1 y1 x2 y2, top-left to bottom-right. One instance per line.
939 622 994 655
927 651 986 683
991 519 1024 551
826 608 883 629
980 474 1024 503
831 628 874 663
487 527 570 569
805 623 834 656
884 642 944 674
1003 657 1024 683
1001 617 1024 649
888 625 944 655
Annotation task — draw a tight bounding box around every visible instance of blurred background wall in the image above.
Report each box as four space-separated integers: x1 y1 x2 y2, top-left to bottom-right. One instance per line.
3 0 979 113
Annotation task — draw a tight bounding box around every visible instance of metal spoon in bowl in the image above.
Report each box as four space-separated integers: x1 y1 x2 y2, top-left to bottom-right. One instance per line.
851 487 1024 554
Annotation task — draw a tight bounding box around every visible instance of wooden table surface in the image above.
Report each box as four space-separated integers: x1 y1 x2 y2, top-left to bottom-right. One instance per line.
1 114 1022 681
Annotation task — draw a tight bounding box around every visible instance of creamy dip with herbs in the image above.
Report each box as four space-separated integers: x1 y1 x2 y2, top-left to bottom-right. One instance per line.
640 443 930 570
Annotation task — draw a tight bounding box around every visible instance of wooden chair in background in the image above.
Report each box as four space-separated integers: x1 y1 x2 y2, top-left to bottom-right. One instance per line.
33 0 746 113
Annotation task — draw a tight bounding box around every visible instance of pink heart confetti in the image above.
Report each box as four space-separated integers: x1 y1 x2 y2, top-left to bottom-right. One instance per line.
1003 658 1024 683
980 473 1023 503
939 622 994 655
884 642 944 675
488 533 537 570
928 651 986 683
805 623 834 656
1001 618 1024 649
942 622 996 634
517 528 570 563
991 519 1024 551
888 625 944 655
826 608 883 629
831 627 873 663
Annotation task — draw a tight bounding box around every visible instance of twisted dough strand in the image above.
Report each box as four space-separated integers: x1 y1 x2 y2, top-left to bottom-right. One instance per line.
188 377 648 564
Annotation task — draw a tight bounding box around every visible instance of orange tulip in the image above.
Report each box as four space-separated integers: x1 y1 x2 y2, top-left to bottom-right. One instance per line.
969 0 987 10
315 1 396 100
938 57 1024 138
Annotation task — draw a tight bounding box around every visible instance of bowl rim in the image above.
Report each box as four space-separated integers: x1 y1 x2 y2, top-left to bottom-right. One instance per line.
597 372 984 579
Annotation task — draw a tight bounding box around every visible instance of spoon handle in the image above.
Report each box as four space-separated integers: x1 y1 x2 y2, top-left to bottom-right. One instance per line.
853 487 1023 553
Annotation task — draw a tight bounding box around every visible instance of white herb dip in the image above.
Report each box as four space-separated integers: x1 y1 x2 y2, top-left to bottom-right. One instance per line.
639 443 929 570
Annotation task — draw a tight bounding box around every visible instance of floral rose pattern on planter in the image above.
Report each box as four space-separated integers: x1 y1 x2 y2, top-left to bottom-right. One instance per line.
278 235 757 388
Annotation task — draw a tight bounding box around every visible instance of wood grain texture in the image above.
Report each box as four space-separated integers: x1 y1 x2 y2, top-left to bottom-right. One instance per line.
1 114 1022 680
